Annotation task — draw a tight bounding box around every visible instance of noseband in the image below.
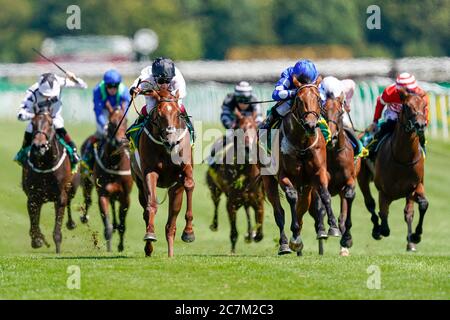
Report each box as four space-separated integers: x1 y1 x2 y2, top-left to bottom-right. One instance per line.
292 84 322 132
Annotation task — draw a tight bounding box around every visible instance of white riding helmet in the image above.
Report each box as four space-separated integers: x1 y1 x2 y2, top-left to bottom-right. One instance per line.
234 81 253 98
38 73 61 97
321 76 344 99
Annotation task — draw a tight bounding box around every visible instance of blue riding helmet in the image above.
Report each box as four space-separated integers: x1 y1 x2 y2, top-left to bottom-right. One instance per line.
293 59 319 84
103 69 122 85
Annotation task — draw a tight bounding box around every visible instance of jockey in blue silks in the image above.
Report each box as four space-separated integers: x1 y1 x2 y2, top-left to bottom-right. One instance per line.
82 70 130 172
259 59 330 142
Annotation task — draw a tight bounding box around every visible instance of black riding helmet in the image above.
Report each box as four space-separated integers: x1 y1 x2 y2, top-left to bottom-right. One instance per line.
152 57 175 84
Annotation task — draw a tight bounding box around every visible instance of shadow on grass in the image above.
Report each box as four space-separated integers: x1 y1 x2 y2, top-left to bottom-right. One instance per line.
42 255 132 260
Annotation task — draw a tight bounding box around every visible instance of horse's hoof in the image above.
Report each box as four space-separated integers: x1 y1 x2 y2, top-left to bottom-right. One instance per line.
328 227 341 237
118 243 124 252
289 236 304 252
66 220 76 230
278 243 292 255
106 240 112 252
372 229 382 240
144 241 153 257
181 231 195 243
340 247 350 257
31 238 44 249
297 251 303 257
209 224 218 232
316 230 328 239
244 233 252 243
253 232 263 243
410 233 421 244
80 215 89 224
143 232 157 242
406 243 417 252
340 238 353 249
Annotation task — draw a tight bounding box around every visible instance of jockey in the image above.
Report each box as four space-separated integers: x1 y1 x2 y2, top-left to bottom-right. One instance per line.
207 81 262 166
368 72 429 158
14 72 88 166
129 57 194 137
259 59 330 142
81 70 130 172
320 76 367 156
221 81 263 129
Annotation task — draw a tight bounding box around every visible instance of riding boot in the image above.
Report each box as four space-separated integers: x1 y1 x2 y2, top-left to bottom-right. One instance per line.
14 131 32 166
368 120 396 160
344 127 369 158
56 128 80 165
258 108 280 130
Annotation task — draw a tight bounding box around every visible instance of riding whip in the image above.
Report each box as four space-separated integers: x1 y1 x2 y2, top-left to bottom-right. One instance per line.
112 79 142 137
32 48 80 84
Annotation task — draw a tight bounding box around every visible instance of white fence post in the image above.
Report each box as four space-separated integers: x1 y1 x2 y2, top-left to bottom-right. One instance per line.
440 95 448 139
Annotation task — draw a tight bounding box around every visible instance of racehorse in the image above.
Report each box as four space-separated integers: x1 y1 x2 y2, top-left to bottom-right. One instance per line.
130 87 195 257
80 107 133 252
313 93 361 256
207 111 264 253
22 107 80 253
358 88 429 251
261 76 339 256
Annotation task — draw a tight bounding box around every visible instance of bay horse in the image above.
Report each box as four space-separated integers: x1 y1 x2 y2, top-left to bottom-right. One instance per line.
80 107 133 252
358 88 428 251
207 111 264 253
130 88 195 257
261 76 339 256
313 93 361 256
22 107 80 253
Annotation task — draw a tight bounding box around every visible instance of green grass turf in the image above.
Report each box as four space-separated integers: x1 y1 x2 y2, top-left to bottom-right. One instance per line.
0 119 448 299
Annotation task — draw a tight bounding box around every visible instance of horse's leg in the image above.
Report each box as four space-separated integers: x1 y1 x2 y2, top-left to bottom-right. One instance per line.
279 177 301 251
340 184 356 256
208 179 222 232
411 183 428 245
143 172 159 254
137 180 153 257
181 164 195 243
81 177 93 223
310 190 327 239
98 194 113 252
166 185 184 257
117 193 130 252
317 170 340 237
227 200 239 254
378 192 392 238
54 191 68 254
262 176 290 255
252 196 264 242
66 197 76 230
404 195 416 251
243 206 253 243
295 186 313 256
111 199 118 232
358 161 381 240
27 199 49 249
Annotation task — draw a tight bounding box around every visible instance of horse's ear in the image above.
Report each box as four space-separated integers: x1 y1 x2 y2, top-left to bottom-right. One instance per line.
235 108 243 120
398 86 409 102
314 75 323 86
174 89 180 100
292 75 302 88
338 92 345 106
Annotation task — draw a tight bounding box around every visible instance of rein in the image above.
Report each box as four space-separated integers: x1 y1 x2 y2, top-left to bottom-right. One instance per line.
94 145 131 176
27 147 67 173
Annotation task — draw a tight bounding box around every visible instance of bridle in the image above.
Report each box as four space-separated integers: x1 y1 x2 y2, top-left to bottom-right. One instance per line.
400 101 426 134
291 84 322 134
324 97 346 152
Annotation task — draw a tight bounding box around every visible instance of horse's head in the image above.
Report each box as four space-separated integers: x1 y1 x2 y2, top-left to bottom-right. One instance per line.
292 75 323 135
106 107 126 148
30 108 55 157
398 87 427 134
149 88 184 150
235 109 258 147
323 92 345 148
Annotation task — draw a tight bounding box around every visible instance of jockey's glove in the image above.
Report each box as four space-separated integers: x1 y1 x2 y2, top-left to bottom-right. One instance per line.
18 111 34 121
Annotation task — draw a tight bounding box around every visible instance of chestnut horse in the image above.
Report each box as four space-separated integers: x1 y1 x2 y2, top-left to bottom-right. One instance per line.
22 108 80 253
261 77 339 256
207 111 264 253
358 88 428 251
313 94 361 256
80 107 133 252
130 88 195 257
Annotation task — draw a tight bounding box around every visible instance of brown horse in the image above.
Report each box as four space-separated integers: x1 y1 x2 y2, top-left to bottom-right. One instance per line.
358 88 428 251
80 108 133 252
22 108 80 253
130 88 195 257
207 111 264 253
261 77 339 256
314 93 361 256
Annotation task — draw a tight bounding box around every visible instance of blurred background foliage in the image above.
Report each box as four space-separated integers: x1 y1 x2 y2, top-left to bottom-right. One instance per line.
0 0 448 62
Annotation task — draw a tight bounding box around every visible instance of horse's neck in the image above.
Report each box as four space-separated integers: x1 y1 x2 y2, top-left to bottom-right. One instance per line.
391 123 420 162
